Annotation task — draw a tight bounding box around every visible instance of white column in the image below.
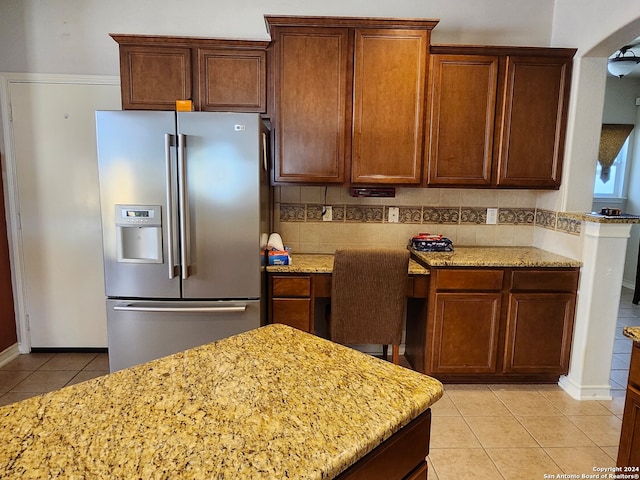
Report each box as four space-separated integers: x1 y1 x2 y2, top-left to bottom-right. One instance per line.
559 221 633 400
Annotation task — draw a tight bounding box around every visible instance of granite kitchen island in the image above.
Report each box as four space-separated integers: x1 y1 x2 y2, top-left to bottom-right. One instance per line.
0 324 443 479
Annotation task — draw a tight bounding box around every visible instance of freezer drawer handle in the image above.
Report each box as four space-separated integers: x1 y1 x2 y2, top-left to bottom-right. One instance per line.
113 305 248 313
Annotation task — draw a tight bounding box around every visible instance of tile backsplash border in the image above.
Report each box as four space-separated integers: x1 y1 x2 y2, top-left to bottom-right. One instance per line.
280 203 581 236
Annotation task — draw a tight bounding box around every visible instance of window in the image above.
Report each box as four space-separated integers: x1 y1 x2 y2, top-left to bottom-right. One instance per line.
594 136 630 198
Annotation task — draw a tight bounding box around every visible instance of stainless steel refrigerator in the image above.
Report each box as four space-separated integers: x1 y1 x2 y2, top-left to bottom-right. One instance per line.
96 111 269 372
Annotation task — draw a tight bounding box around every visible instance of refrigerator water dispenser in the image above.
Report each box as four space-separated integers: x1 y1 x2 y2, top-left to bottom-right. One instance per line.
115 205 163 263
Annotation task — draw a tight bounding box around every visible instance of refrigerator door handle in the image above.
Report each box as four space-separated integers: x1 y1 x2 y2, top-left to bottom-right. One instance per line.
262 132 268 172
113 304 248 314
177 133 190 280
165 133 177 280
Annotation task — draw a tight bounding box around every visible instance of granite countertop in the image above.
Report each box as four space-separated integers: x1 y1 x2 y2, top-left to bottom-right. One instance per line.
623 327 640 342
410 246 582 268
584 213 640 224
267 253 430 275
269 247 581 273
0 324 443 479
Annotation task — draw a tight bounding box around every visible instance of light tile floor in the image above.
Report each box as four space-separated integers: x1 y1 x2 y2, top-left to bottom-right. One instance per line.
0 288 638 479
0 351 109 406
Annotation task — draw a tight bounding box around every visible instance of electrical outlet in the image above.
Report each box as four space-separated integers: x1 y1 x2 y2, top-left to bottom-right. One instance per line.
388 207 399 223
322 206 332 222
486 208 498 225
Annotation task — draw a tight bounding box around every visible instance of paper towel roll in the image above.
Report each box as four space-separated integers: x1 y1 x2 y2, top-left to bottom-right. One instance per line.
260 232 269 249
267 233 285 251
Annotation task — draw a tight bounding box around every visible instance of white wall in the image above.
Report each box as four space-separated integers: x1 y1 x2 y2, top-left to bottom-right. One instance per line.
553 0 640 56
602 77 640 124
0 0 557 75
625 104 640 289
546 2 640 217
597 76 640 289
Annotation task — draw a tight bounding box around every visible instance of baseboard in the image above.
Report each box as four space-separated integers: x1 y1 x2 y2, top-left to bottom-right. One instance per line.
558 374 613 401
351 344 406 356
622 279 636 291
30 347 108 353
0 343 20 368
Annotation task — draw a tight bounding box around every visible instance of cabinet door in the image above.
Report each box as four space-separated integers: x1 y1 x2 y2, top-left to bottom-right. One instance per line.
618 384 640 468
119 45 192 110
429 293 501 374
269 275 312 332
271 298 311 332
352 29 427 184
198 48 266 112
496 56 571 188
503 292 575 373
272 27 350 184
425 55 498 186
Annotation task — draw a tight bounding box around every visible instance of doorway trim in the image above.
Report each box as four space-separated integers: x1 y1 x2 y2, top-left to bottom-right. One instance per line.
0 73 119 353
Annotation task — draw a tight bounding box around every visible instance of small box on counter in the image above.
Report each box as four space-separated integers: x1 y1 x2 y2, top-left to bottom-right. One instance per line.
410 233 454 252
268 250 291 265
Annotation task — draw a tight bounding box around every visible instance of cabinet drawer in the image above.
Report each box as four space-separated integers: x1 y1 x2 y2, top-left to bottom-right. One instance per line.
272 298 311 331
630 343 640 389
510 270 579 292
272 276 311 297
435 269 503 291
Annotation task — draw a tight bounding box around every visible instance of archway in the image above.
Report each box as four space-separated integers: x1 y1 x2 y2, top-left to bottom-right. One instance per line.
556 13 640 400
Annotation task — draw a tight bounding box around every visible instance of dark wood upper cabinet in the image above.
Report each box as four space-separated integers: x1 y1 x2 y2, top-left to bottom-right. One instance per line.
269 26 350 184
111 27 576 190
426 45 575 189
496 55 572 188
426 54 498 186
198 47 266 112
265 16 437 186
352 28 428 184
111 34 268 113
118 44 192 111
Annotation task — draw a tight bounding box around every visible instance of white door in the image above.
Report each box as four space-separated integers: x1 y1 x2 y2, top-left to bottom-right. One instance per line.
8 80 120 347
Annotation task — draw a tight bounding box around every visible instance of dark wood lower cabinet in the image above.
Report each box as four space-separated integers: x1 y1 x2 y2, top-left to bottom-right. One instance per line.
618 342 640 467
430 293 501 374
335 409 431 480
618 384 640 467
268 272 428 336
268 265 579 384
420 266 579 383
269 275 314 332
503 292 575 373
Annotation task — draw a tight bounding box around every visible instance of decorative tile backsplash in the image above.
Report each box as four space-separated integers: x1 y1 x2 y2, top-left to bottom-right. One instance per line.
279 203 578 235
273 186 581 253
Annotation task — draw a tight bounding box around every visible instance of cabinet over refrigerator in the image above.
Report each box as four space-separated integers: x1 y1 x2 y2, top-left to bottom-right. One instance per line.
96 111 270 372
